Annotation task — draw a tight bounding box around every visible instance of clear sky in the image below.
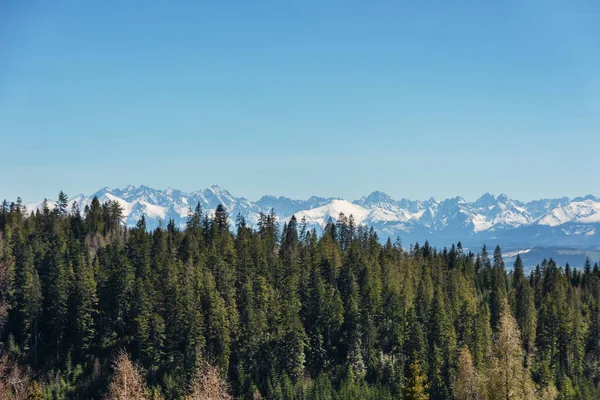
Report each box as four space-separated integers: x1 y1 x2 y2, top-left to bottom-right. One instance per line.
1 0 599 202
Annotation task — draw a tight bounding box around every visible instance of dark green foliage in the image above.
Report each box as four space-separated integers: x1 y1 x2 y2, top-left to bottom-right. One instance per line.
0 195 597 399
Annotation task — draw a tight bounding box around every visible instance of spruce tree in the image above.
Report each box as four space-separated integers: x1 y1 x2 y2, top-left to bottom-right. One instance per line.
512 254 536 354
15 245 42 363
57 191 69 217
404 352 430 400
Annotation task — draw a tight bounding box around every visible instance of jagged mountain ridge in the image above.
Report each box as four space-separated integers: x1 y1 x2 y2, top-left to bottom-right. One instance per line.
22 185 600 248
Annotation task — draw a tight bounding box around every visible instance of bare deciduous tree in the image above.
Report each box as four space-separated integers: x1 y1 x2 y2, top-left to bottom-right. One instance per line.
185 362 232 400
487 302 556 400
105 351 153 400
455 345 482 400
0 234 13 336
0 354 35 400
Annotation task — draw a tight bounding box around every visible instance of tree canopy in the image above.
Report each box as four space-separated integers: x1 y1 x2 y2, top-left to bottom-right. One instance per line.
0 195 598 399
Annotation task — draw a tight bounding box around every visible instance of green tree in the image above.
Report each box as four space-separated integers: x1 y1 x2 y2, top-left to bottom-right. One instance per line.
512 254 536 354
57 191 69 217
15 246 42 363
404 352 430 400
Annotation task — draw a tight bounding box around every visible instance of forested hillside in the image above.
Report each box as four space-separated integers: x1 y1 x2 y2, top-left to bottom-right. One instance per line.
0 194 599 399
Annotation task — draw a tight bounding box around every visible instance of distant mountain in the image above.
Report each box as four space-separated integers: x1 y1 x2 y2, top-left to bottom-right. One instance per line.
22 185 600 250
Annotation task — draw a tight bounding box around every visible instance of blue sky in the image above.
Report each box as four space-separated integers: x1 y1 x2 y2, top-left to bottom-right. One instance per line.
1 0 599 202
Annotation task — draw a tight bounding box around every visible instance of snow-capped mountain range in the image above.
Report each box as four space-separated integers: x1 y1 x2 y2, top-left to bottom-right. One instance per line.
21 185 600 249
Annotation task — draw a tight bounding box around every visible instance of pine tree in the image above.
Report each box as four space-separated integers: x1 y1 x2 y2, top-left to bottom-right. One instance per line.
472 300 492 371
133 274 164 373
489 245 507 328
213 204 229 234
404 352 430 400
15 246 42 363
43 231 71 363
186 203 203 233
99 242 135 348
512 255 536 354
202 270 231 374
85 196 103 235
70 251 97 359
427 288 456 399
57 191 69 217
405 307 428 378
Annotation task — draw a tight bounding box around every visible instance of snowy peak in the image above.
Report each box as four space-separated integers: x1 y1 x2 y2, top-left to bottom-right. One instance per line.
535 197 600 226
474 192 498 208
355 191 396 208
20 187 600 247
286 199 370 227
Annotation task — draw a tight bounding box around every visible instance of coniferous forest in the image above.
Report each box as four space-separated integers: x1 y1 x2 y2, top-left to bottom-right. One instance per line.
1 193 600 399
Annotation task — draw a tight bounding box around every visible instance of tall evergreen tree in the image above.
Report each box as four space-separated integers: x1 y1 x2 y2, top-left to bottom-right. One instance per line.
404 352 430 400
57 191 69 217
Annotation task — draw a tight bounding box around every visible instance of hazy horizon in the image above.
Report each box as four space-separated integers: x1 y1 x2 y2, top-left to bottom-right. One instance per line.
4 182 600 205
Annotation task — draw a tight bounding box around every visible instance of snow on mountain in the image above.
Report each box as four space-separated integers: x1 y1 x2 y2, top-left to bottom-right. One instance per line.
19 186 600 248
285 199 370 227
464 193 533 232
536 197 600 226
525 197 571 219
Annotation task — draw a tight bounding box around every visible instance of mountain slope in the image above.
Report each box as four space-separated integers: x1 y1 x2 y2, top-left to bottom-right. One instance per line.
21 185 600 248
